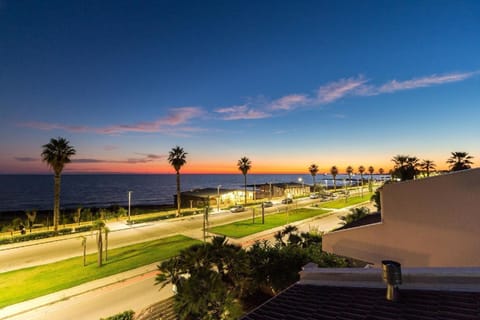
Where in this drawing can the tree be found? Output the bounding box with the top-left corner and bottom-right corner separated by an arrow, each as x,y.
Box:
41,137 -> 76,234
346,166 -> 353,185
237,156 -> 252,205
391,155 -> 419,181
94,219 -> 106,267
25,210 -> 37,233
378,168 -> 385,175
339,207 -> 370,225
330,166 -> 338,191
73,207 -> 82,226
156,236 -> 247,319
80,236 -> 87,266
420,159 -> 436,177
168,146 -> 188,217
447,152 -> 474,172
308,164 -> 319,192
358,165 -> 365,197
368,166 -> 374,181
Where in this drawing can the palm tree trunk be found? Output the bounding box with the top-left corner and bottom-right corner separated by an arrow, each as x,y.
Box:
176,171 -> 181,217
244,174 -> 247,205
53,173 -> 61,234
97,229 -> 103,267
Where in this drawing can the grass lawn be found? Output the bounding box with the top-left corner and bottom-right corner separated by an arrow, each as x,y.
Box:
209,208 -> 330,238
0,235 -> 201,308
321,192 -> 373,209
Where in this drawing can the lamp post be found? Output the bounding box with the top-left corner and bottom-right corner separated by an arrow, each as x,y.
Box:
217,185 -> 222,212
298,177 -> 304,195
127,191 -> 132,224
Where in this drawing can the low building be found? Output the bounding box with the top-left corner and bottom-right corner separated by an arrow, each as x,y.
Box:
175,188 -> 254,209
255,182 -> 310,199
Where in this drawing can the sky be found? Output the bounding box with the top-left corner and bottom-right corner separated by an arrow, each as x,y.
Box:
1,0 -> 479,174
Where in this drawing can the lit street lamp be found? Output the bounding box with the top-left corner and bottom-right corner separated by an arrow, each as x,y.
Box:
298,177 -> 304,195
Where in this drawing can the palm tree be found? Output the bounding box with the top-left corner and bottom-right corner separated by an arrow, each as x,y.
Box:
378,168 -> 385,175
346,166 -> 353,184
168,146 -> 187,217
330,166 -> 338,190
93,219 -> 106,267
447,152 -> 474,172
308,164 -> 319,192
368,166 -> 374,181
391,154 -> 419,181
358,165 -> 365,197
237,157 -> 252,205
420,159 -> 436,177
41,137 -> 76,234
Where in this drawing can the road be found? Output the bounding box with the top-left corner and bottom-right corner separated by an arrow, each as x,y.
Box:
1,198 -> 374,319
0,197 -> 325,273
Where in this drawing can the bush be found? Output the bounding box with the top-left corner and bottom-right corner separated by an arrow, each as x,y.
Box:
100,310 -> 135,320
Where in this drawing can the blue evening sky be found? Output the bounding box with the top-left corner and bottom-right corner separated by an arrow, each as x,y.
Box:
1,0 -> 479,174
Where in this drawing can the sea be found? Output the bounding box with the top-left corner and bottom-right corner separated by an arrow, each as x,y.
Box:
0,174 -> 386,212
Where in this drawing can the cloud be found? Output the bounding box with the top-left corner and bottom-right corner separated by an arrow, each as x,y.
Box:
269,94 -> 310,111
317,76 -> 368,103
73,154 -> 163,164
99,107 -> 204,134
375,72 -> 476,94
19,106 -> 205,136
104,145 -> 118,151
214,104 -> 271,120
15,157 -> 37,162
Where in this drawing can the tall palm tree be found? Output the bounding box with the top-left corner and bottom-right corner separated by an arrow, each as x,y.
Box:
41,137 -> 76,233
308,164 -> 319,192
368,166 -> 374,181
346,166 -> 353,185
391,154 -> 419,181
358,165 -> 365,197
358,165 -> 365,183
330,166 -> 338,191
447,152 -> 474,172
237,156 -> 252,205
168,146 -> 187,216
420,159 -> 436,177
378,168 -> 385,175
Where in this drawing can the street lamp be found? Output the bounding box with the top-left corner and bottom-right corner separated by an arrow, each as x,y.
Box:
217,185 -> 222,212
298,177 -> 304,195
127,191 -> 132,224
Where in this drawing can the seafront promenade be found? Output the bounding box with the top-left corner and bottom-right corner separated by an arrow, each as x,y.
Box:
1,195 -> 374,320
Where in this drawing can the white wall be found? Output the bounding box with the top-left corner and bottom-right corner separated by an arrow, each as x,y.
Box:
323,168 -> 480,267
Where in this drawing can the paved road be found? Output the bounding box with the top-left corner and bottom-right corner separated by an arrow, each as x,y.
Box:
0,197 -> 326,273
1,198 -> 374,320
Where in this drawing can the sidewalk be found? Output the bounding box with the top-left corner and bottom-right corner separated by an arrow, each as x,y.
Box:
0,263 -> 159,320
1,201 -> 374,319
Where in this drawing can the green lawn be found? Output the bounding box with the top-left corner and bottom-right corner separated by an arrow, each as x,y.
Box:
209,208 -> 330,238
321,192 -> 373,209
0,235 -> 201,308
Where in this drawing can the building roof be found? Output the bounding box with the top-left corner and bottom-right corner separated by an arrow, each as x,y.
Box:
242,283 -> 480,320
243,266 -> 480,320
180,188 -> 239,198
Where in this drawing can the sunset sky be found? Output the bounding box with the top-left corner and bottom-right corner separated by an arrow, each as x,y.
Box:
1,1 -> 479,174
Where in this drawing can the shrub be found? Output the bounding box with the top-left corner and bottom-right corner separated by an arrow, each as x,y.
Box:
100,310 -> 135,320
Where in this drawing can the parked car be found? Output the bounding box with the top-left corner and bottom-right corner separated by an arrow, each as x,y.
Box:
281,198 -> 293,204
262,201 -> 273,207
309,193 -> 320,199
230,205 -> 245,213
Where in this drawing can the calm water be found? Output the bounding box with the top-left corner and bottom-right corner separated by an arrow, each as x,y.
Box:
0,174 -> 384,212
